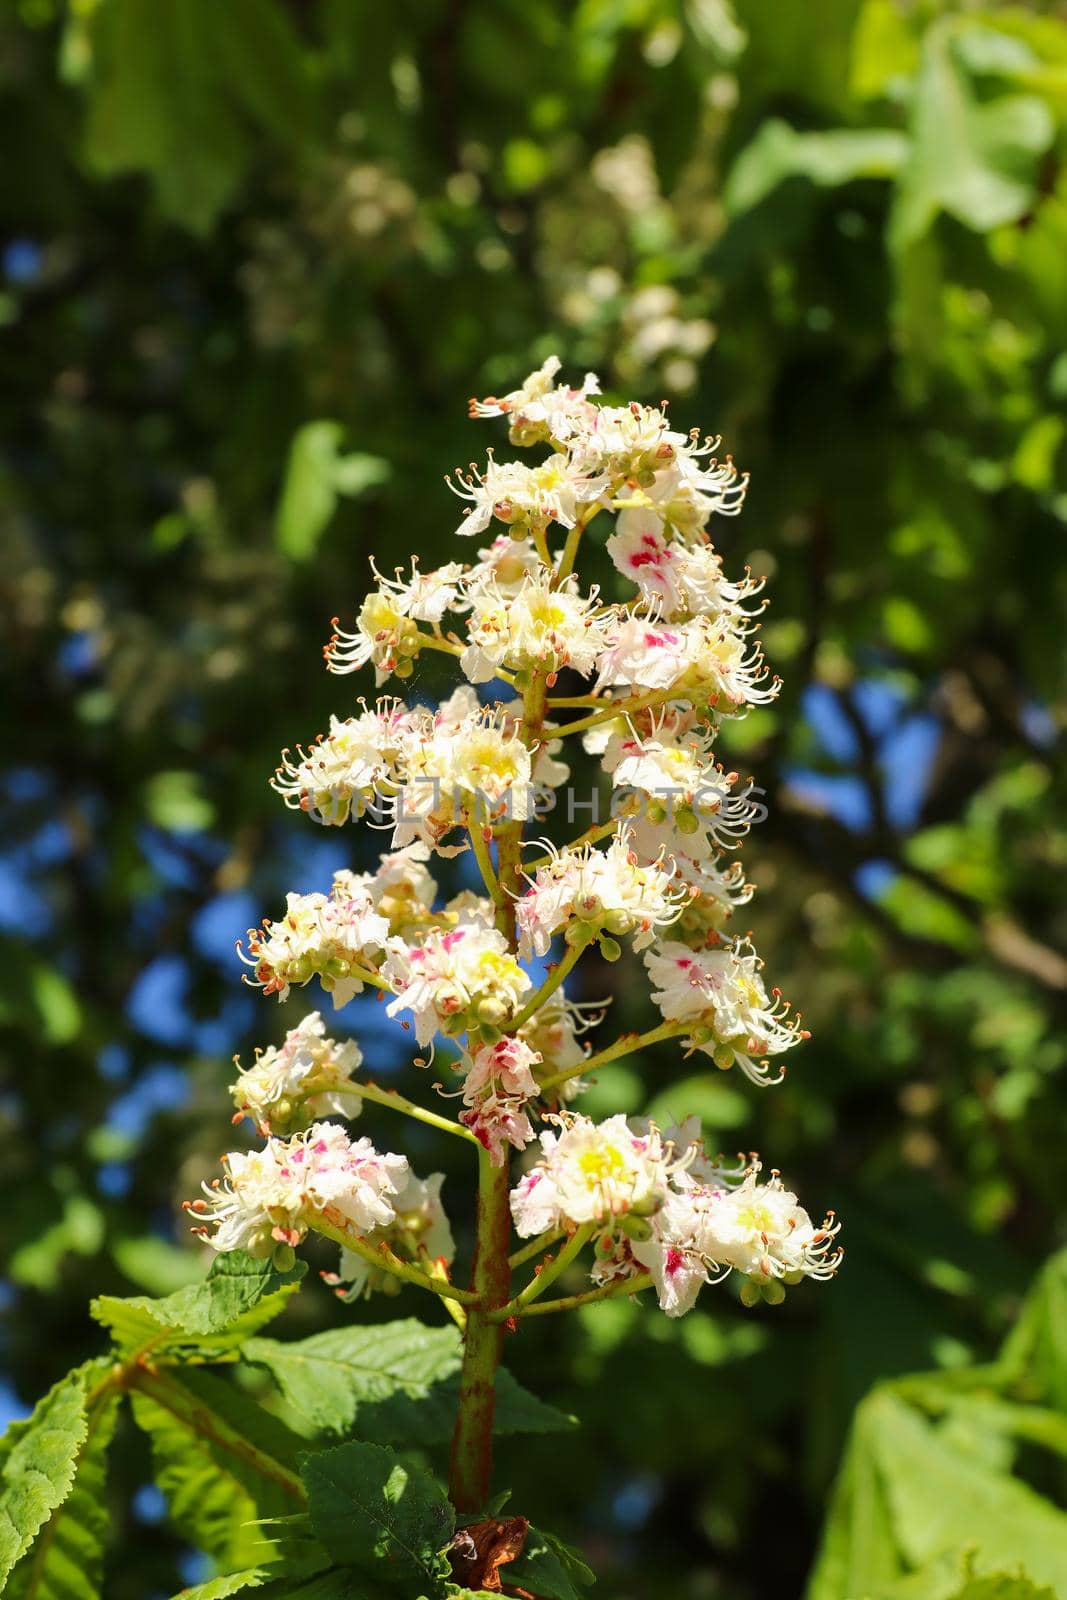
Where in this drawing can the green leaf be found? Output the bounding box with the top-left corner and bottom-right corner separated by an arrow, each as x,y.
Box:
494,1371 -> 578,1437
1000,1246 -> 1067,1407
245,1320 -> 574,1443
92,1249 -> 305,1358
6,1383 -> 121,1600
275,421 -> 390,561
724,119 -> 908,215
84,0 -> 251,231
171,1570 -> 362,1600
850,0 -> 920,100
167,1572 -> 278,1600
129,1368 -> 307,1569
864,1551 -> 1058,1598
889,21 -> 1054,251
112,1235 -> 203,1296
9,1194 -> 103,1291
872,1392 -> 1067,1592
246,1321 -> 459,1437
301,1440 -> 454,1593
506,1526 -> 595,1600
0,1363 -> 107,1588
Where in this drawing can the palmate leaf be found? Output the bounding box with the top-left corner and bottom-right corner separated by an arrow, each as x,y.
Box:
5,1382 -> 121,1600
0,1361 -> 109,1589
807,1387 -> 1067,1599
871,1394 -> 1067,1593
92,1249 -> 305,1358
245,1319 -> 574,1444
129,1368 -> 308,1570
301,1439 -> 455,1594
889,18 -> 1055,251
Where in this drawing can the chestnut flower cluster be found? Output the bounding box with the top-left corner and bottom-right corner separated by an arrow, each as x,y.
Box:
191,354 -> 840,1445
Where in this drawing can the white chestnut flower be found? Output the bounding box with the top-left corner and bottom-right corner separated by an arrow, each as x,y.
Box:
509,1113 -> 675,1235
348,841 -> 440,937
324,558 -> 463,683
643,938 -> 807,1084
669,853 -> 756,941
230,1012 -> 362,1135
390,706 -> 533,851
271,699 -> 417,826
237,872 -> 391,1008
187,1123 -> 408,1261
632,1167 -> 842,1315
468,355 -> 601,448
382,915 -> 532,1048
518,987 -> 605,1103
607,514 -> 765,619
608,721 -> 764,862
595,611 -> 780,712
448,453 -> 607,540
458,1036 -> 542,1165
516,826 -> 688,960
459,570 -> 610,686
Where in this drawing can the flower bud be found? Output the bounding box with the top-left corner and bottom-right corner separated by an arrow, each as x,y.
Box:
621,1213 -> 654,1242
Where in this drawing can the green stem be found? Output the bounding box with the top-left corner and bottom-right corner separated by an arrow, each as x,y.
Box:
537,1021 -> 688,1096
507,939 -> 585,1033
489,1223 -> 596,1322
344,966 -> 394,993
416,1245 -> 468,1332
555,504 -> 602,584
467,822 -> 506,911
555,687 -> 680,739
531,522 -> 553,568
311,1208 -> 479,1305
509,1227 -> 563,1268
515,1272 -> 654,1318
331,1080 -> 479,1143
448,1148 -> 513,1511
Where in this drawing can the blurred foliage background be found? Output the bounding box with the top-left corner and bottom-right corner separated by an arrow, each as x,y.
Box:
1,1 -> 1066,1596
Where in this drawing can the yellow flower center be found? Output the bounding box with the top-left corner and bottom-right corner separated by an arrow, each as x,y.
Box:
577,1144 -> 628,1184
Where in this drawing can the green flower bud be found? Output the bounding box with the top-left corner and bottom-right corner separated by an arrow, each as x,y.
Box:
271,1242 -> 297,1273
739,1278 -> 762,1308
598,935 -> 622,963
620,1213 -> 654,1242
